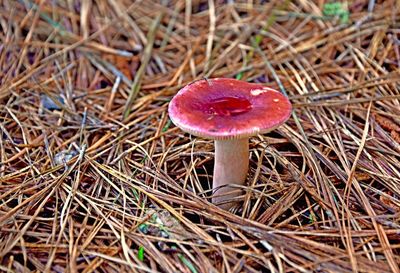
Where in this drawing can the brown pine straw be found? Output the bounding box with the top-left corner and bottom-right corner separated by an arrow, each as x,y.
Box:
0,0 -> 399,272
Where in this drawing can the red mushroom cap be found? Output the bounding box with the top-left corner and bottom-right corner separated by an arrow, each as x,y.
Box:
168,78 -> 292,140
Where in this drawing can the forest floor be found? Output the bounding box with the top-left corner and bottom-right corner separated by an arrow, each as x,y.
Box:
0,1 -> 399,272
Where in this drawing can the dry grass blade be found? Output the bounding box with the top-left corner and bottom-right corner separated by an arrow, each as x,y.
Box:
123,12 -> 164,120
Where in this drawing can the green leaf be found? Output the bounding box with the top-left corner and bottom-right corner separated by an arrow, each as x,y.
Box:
235,72 -> 244,80
308,213 -> 314,224
323,2 -> 349,24
178,254 -> 198,273
138,246 -> 145,261
323,2 -> 343,16
340,11 -> 349,24
162,119 -> 172,132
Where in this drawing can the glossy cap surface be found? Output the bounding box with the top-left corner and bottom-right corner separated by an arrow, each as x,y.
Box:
168,78 -> 292,140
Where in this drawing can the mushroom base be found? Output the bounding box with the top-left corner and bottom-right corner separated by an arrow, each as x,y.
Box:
212,138 -> 249,209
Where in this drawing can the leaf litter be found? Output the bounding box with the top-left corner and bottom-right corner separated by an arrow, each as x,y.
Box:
0,0 -> 399,272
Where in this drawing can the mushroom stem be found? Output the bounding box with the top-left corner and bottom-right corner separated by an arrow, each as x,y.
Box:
212,138 -> 249,209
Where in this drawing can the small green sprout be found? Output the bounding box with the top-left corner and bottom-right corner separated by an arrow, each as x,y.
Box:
138,246 -> 145,261
323,2 -> 349,24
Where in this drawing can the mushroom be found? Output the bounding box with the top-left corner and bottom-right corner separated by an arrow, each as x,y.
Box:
168,78 -> 292,209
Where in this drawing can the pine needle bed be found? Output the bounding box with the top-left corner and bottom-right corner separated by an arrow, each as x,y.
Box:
0,1 -> 399,272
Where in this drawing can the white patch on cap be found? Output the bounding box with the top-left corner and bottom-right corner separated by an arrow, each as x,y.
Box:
251,89 -> 268,96
273,99 -> 280,102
